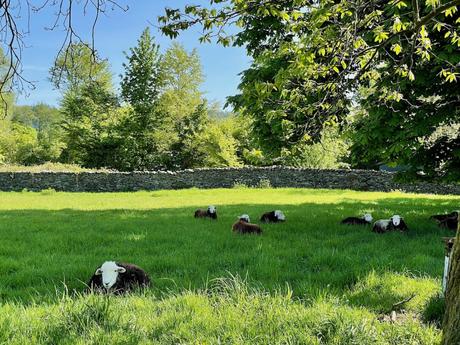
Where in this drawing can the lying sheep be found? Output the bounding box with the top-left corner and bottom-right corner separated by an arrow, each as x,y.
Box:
431,211 -> 458,231
194,205 -> 217,220
372,215 -> 408,233
232,215 -> 262,235
87,261 -> 150,294
430,210 -> 458,222
341,213 -> 373,225
260,210 -> 286,223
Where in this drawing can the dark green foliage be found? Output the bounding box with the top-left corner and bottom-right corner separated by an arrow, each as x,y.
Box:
121,27 -> 163,129
60,81 -> 122,168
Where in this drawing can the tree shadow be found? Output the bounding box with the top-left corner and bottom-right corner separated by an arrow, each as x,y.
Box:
0,195 -> 457,305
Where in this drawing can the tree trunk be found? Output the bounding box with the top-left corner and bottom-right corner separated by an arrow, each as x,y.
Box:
442,222 -> 460,345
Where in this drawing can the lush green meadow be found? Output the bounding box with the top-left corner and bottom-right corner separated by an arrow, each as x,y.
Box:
0,188 -> 458,344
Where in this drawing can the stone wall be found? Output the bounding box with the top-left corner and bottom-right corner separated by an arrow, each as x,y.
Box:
0,167 -> 459,194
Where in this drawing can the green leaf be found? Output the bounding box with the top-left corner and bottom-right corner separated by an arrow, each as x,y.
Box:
391,43 -> 402,55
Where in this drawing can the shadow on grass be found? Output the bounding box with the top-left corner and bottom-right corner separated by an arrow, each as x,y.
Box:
0,196 -> 456,306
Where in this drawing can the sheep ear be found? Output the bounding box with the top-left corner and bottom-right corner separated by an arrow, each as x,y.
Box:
116,267 -> 126,273
95,268 -> 102,275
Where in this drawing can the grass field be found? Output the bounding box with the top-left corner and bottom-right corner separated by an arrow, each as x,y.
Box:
0,187 -> 458,344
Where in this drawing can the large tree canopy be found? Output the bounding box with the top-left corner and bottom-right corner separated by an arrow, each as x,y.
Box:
159,0 -> 460,179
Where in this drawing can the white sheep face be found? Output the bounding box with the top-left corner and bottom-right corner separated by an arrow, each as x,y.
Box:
95,261 -> 126,289
363,214 -> 373,222
391,215 -> 401,226
274,210 -> 285,220
208,205 -> 216,214
239,214 -> 250,223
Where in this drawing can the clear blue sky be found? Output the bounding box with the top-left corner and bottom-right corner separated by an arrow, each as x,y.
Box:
16,1 -> 250,108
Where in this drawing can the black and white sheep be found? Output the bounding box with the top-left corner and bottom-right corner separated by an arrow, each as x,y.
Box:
194,205 -> 217,220
87,261 -> 150,294
340,213 -> 373,225
260,210 -> 286,223
372,215 -> 408,233
431,211 -> 458,231
232,215 -> 262,235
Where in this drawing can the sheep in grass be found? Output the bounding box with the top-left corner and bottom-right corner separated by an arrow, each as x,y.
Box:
194,205 -> 217,220
260,210 -> 286,223
340,213 -> 373,225
430,210 -> 458,222
87,261 -> 150,294
232,215 -> 262,235
431,211 -> 458,231
372,215 -> 408,233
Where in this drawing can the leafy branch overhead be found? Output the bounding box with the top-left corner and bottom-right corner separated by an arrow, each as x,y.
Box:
159,0 -> 460,180
159,0 -> 460,119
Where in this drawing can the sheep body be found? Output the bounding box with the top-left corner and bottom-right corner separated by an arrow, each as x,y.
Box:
87,261 -> 150,294
194,205 -> 217,220
232,219 -> 262,235
430,211 -> 458,222
341,213 -> 373,225
260,210 -> 285,223
431,211 -> 458,231
372,215 -> 408,233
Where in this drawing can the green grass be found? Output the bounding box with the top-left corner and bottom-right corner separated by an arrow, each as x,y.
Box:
0,188 -> 458,344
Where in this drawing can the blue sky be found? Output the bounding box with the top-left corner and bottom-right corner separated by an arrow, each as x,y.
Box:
16,1 -> 250,108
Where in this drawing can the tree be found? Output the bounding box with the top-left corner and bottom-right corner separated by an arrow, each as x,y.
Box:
442,224 -> 460,345
159,42 -> 204,121
0,119 -> 38,164
157,43 -> 208,169
50,43 -> 113,93
11,104 -> 65,163
195,116 -> 242,167
121,27 -> 163,129
160,0 -> 460,179
60,81 -> 121,168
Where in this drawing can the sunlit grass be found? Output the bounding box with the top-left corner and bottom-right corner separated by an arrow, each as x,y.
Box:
0,188 -> 457,343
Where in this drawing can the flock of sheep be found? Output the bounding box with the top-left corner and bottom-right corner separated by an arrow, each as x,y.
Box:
86,207 -> 458,295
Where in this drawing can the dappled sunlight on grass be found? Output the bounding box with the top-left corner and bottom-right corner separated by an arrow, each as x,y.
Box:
0,188 -> 457,342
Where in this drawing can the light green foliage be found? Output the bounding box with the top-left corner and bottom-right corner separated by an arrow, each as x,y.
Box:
50,43 -> 112,93
0,188 -> 457,342
196,116 -> 242,167
281,126 -> 350,169
11,104 -> 65,163
159,42 -> 204,122
0,119 -> 38,164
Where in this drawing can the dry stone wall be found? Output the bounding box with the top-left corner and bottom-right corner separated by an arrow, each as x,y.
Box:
0,167 -> 459,194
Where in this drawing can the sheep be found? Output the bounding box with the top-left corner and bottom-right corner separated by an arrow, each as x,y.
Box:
431,211 -> 458,231
430,210 -> 458,222
260,210 -> 286,223
238,214 -> 251,223
372,215 -> 408,233
232,215 -> 262,235
87,261 -> 150,294
340,213 -> 373,225
194,205 -> 217,220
